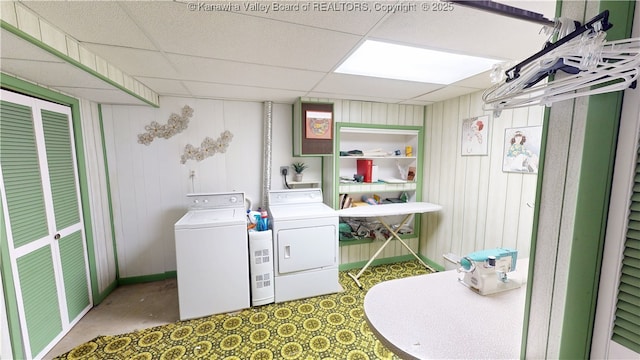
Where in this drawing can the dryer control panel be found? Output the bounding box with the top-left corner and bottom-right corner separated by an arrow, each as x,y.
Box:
269,188 -> 323,205
186,192 -> 245,210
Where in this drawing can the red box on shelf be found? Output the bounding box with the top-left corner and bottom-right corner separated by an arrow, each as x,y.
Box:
357,159 -> 373,183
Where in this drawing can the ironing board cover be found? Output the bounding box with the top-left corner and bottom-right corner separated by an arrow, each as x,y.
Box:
337,202 -> 442,217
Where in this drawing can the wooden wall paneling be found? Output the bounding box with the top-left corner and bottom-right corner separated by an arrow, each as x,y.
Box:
387,103 -> 399,126
471,92 -> 492,256
78,99 -> 116,292
424,102 -> 444,261
373,101 -> 383,124
502,107 -> 531,252
431,103 -> 451,257
483,106 -> 513,251
459,95 -> 483,258
452,95 -> 469,257
102,107 -> 131,277
132,106 -> 160,276
346,243 -> 357,264
336,99 -> 347,123
412,105 -> 423,127
140,113 -> 165,276
362,100 -> 371,124
349,101 -> 362,124
341,244 -> 350,263
421,89 -> 540,267
517,105 -> 544,258
438,99 -> 459,258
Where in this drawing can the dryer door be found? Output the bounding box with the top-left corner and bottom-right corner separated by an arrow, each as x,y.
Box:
277,225 -> 336,273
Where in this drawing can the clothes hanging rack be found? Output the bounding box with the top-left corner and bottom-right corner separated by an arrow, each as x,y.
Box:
482,10 -> 640,117
505,10 -> 613,83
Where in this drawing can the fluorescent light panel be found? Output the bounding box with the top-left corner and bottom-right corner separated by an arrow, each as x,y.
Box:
335,40 -> 502,84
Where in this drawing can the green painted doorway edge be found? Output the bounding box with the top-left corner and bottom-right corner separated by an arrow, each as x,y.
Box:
521,1 -> 636,358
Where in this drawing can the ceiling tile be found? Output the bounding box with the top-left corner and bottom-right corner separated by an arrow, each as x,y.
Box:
415,85 -> 481,103
165,53 -> 326,90
183,81 -> 303,103
121,2 -> 362,71
370,3 -> 553,61
2,1 -> 562,106
313,73 -> 444,100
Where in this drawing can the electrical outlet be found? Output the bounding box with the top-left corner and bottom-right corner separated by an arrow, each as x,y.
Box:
280,166 -> 289,176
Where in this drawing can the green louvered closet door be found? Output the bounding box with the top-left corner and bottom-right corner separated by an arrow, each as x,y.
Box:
0,89 -> 91,359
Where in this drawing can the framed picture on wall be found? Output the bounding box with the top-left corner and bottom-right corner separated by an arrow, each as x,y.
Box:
461,115 -> 489,156
305,110 -> 333,140
503,125 -> 542,174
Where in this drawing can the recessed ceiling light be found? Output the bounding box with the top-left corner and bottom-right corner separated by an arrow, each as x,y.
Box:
335,40 -> 503,84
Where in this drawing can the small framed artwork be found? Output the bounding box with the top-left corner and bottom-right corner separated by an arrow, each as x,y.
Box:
298,102 -> 333,155
461,115 -> 489,156
503,125 -> 542,174
305,110 -> 333,140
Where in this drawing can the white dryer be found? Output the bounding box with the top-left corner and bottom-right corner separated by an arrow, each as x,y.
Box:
268,188 -> 341,302
174,192 -> 250,320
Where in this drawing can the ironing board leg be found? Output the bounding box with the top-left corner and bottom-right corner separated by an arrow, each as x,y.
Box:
347,214 -> 414,288
379,219 -> 436,273
347,235 -> 395,288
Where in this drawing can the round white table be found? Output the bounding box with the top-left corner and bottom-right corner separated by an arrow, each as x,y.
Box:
364,267 -> 527,359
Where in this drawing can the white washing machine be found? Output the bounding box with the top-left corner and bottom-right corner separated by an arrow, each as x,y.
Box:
268,188 -> 341,303
174,192 -> 250,320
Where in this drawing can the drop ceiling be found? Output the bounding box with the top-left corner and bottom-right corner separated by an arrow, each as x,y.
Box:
0,1 -> 557,106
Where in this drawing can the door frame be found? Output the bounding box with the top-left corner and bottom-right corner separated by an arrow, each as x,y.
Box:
0,73 -> 98,359
590,63 -> 640,360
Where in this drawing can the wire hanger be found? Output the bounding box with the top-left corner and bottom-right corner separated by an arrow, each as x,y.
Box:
483,10 -> 640,117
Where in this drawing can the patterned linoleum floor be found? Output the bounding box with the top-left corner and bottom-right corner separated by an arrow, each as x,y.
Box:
54,261 -> 430,360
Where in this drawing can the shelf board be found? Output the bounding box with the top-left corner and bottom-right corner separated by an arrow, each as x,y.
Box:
340,127 -> 419,136
339,181 -> 417,193
289,180 -> 320,185
339,156 -> 416,160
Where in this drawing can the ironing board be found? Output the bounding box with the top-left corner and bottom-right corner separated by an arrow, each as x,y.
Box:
337,202 -> 442,288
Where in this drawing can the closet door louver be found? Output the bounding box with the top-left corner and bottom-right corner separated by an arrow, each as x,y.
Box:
0,101 -> 49,247
1,99 -> 63,357
42,109 -> 81,229
41,108 -> 89,322
613,146 -> 640,353
0,90 -> 91,359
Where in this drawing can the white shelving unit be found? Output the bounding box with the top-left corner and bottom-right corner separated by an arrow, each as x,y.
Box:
336,126 -> 421,206
332,124 -> 424,247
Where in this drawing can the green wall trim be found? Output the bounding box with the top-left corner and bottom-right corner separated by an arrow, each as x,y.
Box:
118,271 -> 177,286
1,72 -> 99,359
97,104 -> 120,283
558,1 -> 635,358
520,105 -> 551,359
91,279 -> 118,305
0,21 -> 159,108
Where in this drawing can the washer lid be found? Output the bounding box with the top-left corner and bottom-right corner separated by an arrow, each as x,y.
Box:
268,203 -> 337,221
175,208 -> 245,229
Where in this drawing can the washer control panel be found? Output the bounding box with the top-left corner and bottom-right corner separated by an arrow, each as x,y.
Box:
187,192 -> 245,210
